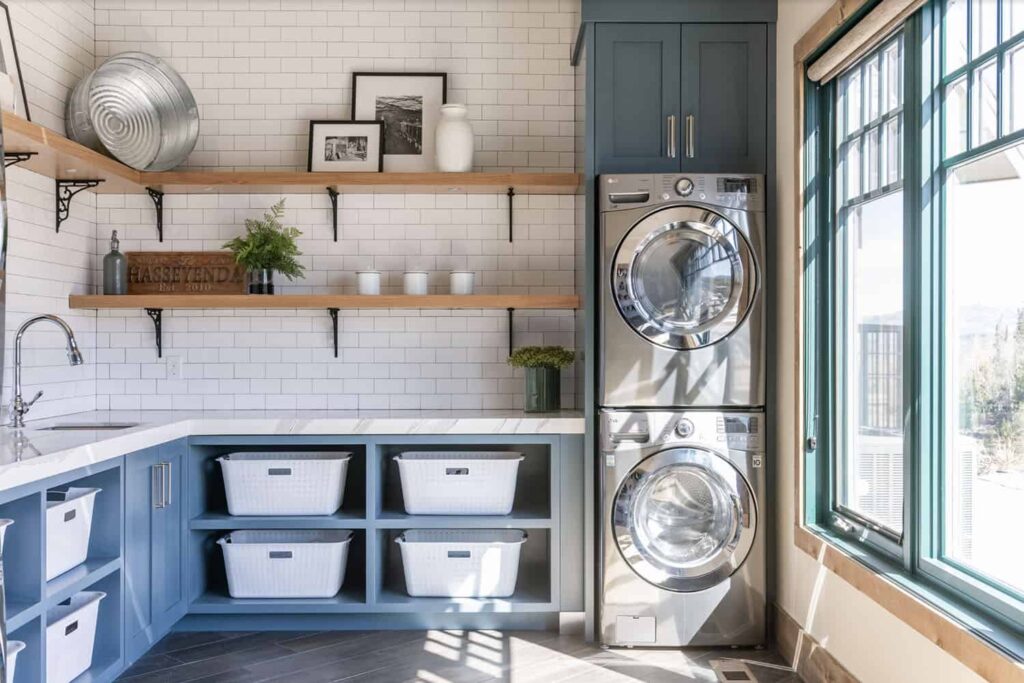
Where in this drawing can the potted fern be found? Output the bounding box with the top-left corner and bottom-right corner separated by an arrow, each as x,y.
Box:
223,199 -> 305,294
507,346 -> 575,412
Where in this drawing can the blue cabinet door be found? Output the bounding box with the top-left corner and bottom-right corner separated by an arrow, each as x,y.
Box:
594,23 -> 681,173
152,441 -> 187,633
123,442 -> 187,664
679,24 -> 768,173
124,447 -> 158,663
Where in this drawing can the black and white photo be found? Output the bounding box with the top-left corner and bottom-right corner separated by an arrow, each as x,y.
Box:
0,1 -> 28,119
307,120 -> 383,172
352,73 -> 446,172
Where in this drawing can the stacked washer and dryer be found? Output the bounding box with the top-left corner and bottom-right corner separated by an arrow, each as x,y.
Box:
598,173 -> 767,648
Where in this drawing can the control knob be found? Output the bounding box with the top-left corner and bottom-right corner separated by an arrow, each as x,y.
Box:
675,177 -> 694,197
675,418 -> 695,438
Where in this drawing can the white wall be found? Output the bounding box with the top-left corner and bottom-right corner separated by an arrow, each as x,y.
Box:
775,2 -> 987,681
93,0 -> 578,172
1,1 -> 97,419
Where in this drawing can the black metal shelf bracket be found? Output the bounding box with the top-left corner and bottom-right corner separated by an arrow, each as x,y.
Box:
507,307 -> 515,356
55,179 -> 102,232
328,308 -> 340,357
507,187 -> 515,242
327,187 -> 340,242
145,308 -> 164,358
4,151 -> 36,168
146,187 -> 165,242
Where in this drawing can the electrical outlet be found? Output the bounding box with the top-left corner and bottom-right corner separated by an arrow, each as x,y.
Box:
166,356 -> 182,379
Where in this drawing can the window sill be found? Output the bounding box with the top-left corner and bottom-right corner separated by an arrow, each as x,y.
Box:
794,524 -> 1024,681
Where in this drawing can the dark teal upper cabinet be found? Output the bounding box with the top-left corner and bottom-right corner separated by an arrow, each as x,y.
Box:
595,23 -> 681,173
594,22 -> 768,174
679,24 -> 767,173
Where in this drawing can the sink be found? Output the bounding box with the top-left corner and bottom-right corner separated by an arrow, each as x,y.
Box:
39,422 -> 139,431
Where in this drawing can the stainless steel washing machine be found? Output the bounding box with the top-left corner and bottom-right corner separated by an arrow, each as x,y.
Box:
599,409 -> 766,648
600,173 -> 765,408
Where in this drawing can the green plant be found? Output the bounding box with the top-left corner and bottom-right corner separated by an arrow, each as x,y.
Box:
223,199 -> 305,280
507,346 -> 575,369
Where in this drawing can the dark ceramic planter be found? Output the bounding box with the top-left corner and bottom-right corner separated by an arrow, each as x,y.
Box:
524,366 -> 560,413
248,268 -> 274,294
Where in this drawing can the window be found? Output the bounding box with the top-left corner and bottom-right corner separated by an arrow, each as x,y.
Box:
805,0 -> 1024,644
833,35 -> 906,544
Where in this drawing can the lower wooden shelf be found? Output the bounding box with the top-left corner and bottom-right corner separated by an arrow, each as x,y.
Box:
190,512 -> 367,530
190,589 -> 368,613
44,556 -> 121,603
69,293 -> 580,310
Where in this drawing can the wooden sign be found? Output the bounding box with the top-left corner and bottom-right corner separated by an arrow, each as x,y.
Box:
126,252 -> 246,295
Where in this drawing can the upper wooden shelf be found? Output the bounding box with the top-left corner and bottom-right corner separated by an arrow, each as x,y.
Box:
3,113 -> 581,195
68,294 -> 581,310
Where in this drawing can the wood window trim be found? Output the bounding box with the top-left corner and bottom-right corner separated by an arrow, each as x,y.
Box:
792,2 -> 1024,681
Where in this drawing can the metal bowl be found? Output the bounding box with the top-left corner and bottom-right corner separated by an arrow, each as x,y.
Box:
65,52 -> 199,171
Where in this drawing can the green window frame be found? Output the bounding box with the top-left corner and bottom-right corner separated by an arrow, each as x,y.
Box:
804,0 -> 1024,655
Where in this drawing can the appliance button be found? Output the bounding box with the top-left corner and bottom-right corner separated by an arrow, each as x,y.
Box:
675,177 -> 694,197
675,418 -> 695,438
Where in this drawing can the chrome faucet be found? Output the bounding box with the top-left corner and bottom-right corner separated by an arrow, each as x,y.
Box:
9,315 -> 84,428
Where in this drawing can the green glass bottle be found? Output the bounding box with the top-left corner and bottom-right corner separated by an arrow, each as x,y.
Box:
103,230 -> 127,294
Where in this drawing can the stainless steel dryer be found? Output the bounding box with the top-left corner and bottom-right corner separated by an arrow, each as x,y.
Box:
600,410 -> 766,648
600,173 -> 765,408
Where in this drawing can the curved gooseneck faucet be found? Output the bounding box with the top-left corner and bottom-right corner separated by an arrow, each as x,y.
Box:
9,314 -> 84,428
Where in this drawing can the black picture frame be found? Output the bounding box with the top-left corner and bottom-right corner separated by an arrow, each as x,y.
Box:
0,1 -> 29,121
307,120 -> 384,173
351,72 -> 448,172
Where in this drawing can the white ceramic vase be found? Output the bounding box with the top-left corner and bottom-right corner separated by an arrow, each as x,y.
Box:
435,104 -> 474,172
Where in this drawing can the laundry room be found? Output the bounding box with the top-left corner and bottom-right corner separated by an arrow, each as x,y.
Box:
0,0 -> 1018,682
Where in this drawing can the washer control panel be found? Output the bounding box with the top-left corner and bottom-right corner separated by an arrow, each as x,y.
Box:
600,173 -> 765,212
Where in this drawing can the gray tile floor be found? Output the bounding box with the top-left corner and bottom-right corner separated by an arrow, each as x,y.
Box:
115,630 -> 802,683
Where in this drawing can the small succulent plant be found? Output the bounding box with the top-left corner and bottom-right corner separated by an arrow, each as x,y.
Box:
507,346 -> 575,369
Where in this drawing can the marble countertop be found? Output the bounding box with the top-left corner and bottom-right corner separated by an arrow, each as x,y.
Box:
0,409 -> 585,493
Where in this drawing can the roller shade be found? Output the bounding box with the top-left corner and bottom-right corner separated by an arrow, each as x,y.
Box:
806,0 -> 926,83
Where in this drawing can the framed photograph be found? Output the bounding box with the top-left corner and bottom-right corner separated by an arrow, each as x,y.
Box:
0,2 -> 28,119
351,72 -> 447,172
307,120 -> 384,172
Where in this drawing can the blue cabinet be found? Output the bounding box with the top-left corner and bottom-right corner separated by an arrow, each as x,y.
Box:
124,441 -> 186,664
595,23 -> 681,173
679,23 -> 767,173
594,22 -> 768,174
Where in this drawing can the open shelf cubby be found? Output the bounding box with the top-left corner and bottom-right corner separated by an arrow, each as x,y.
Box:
43,464 -> 123,599
188,528 -> 368,612
8,616 -> 43,683
0,492 -> 43,628
187,443 -> 367,524
376,442 -> 552,523
44,568 -> 125,683
375,528 -> 553,612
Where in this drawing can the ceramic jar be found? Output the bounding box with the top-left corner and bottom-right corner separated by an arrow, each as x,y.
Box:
449,271 -> 475,295
403,271 -> 429,295
356,271 -> 381,295
435,104 -> 474,172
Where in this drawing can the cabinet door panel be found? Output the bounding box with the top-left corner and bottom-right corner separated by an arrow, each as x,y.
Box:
124,448 -> 158,663
680,24 -> 767,173
152,442 -> 186,630
595,23 -> 680,173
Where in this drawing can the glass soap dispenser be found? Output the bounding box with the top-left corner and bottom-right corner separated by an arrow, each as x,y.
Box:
103,230 -> 127,294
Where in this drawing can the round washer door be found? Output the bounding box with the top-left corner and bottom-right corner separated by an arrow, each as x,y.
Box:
613,447 -> 756,593
612,206 -> 758,350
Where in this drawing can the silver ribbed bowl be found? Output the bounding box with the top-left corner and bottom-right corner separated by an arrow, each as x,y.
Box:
65,52 -> 199,171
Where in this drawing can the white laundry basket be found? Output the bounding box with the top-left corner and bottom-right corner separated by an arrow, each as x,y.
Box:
45,487 -> 101,581
5,640 -> 25,683
218,529 -> 353,598
396,529 -> 527,597
46,591 -> 105,683
395,452 -> 524,515
217,452 -> 351,516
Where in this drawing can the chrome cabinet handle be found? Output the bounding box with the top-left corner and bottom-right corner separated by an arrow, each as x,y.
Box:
152,464 -> 163,509
667,115 -> 678,158
685,114 -> 695,158
163,462 -> 172,507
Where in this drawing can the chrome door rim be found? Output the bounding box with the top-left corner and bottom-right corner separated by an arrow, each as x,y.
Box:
611,205 -> 758,350
613,447 -> 757,593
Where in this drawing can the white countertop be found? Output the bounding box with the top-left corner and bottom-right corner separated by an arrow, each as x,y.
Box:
0,409 -> 585,493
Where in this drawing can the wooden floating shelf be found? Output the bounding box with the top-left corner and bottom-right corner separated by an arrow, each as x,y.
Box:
69,294 -> 581,310
3,112 -> 581,195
